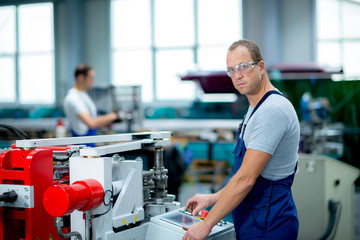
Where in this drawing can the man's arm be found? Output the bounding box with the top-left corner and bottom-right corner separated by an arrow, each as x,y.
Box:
183,149 -> 271,240
77,112 -> 118,129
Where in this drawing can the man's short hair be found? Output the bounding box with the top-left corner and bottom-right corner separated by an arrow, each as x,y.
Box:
74,64 -> 93,79
228,39 -> 263,62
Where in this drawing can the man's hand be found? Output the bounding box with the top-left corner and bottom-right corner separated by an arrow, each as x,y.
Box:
182,222 -> 212,240
185,194 -> 216,216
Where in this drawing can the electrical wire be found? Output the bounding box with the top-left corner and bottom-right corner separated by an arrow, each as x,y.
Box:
319,199 -> 342,240
329,201 -> 342,240
92,189 -> 113,219
0,124 -> 30,140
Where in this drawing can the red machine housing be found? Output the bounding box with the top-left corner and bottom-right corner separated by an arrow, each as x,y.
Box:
43,179 -> 104,217
0,148 -> 60,240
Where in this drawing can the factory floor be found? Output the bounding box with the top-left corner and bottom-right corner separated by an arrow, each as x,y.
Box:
178,183 -> 360,240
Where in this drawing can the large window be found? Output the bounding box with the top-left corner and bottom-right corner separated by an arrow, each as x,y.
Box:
0,3 -> 55,104
111,0 -> 242,102
316,0 -> 360,78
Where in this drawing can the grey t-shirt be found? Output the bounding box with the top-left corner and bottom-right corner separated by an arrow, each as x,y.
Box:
241,92 -> 300,180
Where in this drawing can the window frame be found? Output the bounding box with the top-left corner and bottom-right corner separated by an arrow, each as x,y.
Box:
0,1 -> 56,107
316,0 -> 360,78
111,0 -> 243,103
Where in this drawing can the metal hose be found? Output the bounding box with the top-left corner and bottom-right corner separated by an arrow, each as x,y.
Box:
55,217 -> 82,240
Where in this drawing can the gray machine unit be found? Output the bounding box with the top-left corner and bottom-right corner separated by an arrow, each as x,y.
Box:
146,207 -> 235,240
292,154 -> 359,240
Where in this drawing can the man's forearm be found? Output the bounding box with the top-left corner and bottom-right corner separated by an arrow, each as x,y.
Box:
92,113 -> 118,128
202,175 -> 254,228
212,188 -> 225,204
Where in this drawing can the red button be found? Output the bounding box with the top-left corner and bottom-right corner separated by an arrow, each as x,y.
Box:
201,210 -> 209,218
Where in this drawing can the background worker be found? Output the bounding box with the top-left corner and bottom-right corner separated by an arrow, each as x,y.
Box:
63,64 -> 123,145
183,39 -> 300,240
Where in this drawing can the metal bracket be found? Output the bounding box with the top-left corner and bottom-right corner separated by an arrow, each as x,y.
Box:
0,185 -> 34,208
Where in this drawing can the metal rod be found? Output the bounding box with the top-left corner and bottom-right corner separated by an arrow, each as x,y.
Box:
84,211 -> 91,240
154,147 -> 164,170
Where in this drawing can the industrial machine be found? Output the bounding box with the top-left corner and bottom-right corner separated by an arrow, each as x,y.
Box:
0,131 -> 234,240
292,154 -> 360,240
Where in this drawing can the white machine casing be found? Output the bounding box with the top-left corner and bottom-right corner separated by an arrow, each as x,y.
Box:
70,156 -> 147,239
292,154 -> 359,240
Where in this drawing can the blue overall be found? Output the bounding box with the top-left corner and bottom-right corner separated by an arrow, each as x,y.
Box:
232,90 -> 298,240
71,128 -> 97,147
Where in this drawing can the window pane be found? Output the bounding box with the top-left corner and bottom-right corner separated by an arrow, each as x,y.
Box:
343,41 -> 360,76
0,57 -> 15,102
19,54 -> 55,103
154,0 -> 194,47
18,3 -> 54,52
113,50 -> 153,102
317,41 -> 341,68
0,6 -> 16,54
198,0 -> 241,46
198,46 -> 228,70
112,0 -> 151,48
316,0 -> 340,39
342,1 -> 360,39
156,50 -> 195,100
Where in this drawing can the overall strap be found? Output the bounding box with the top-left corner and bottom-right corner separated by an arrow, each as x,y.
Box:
248,90 -> 283,121
238,90 -> 283,134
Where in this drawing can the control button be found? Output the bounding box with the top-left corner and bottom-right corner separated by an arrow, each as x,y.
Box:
182,210 -> 193,216
216,222 -> 222,226
201,210 -> 209,219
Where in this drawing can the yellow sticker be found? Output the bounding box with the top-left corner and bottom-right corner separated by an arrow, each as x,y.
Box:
49,234 -> 54,240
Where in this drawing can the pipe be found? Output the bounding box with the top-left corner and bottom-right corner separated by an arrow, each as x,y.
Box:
54,217 -> 82,240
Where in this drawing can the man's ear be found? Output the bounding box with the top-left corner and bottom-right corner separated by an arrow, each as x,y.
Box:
259,61 -> 266,75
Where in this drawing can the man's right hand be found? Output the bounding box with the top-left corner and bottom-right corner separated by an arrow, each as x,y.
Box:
185,194 -> 216,216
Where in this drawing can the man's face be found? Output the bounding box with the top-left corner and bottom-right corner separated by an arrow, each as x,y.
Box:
226,46 -> 263,96
83,69 -> 95,90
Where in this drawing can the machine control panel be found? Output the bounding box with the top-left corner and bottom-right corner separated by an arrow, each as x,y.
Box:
146,207 -> 235,240
172,209 -> 227,226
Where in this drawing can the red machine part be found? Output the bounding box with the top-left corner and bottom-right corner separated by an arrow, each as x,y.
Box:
43,179 -> 104,217
0,149 -> 61,240
201,210 -> 209,219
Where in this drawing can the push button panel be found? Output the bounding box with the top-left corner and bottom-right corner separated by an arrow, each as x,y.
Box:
178,209 -> 228,225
